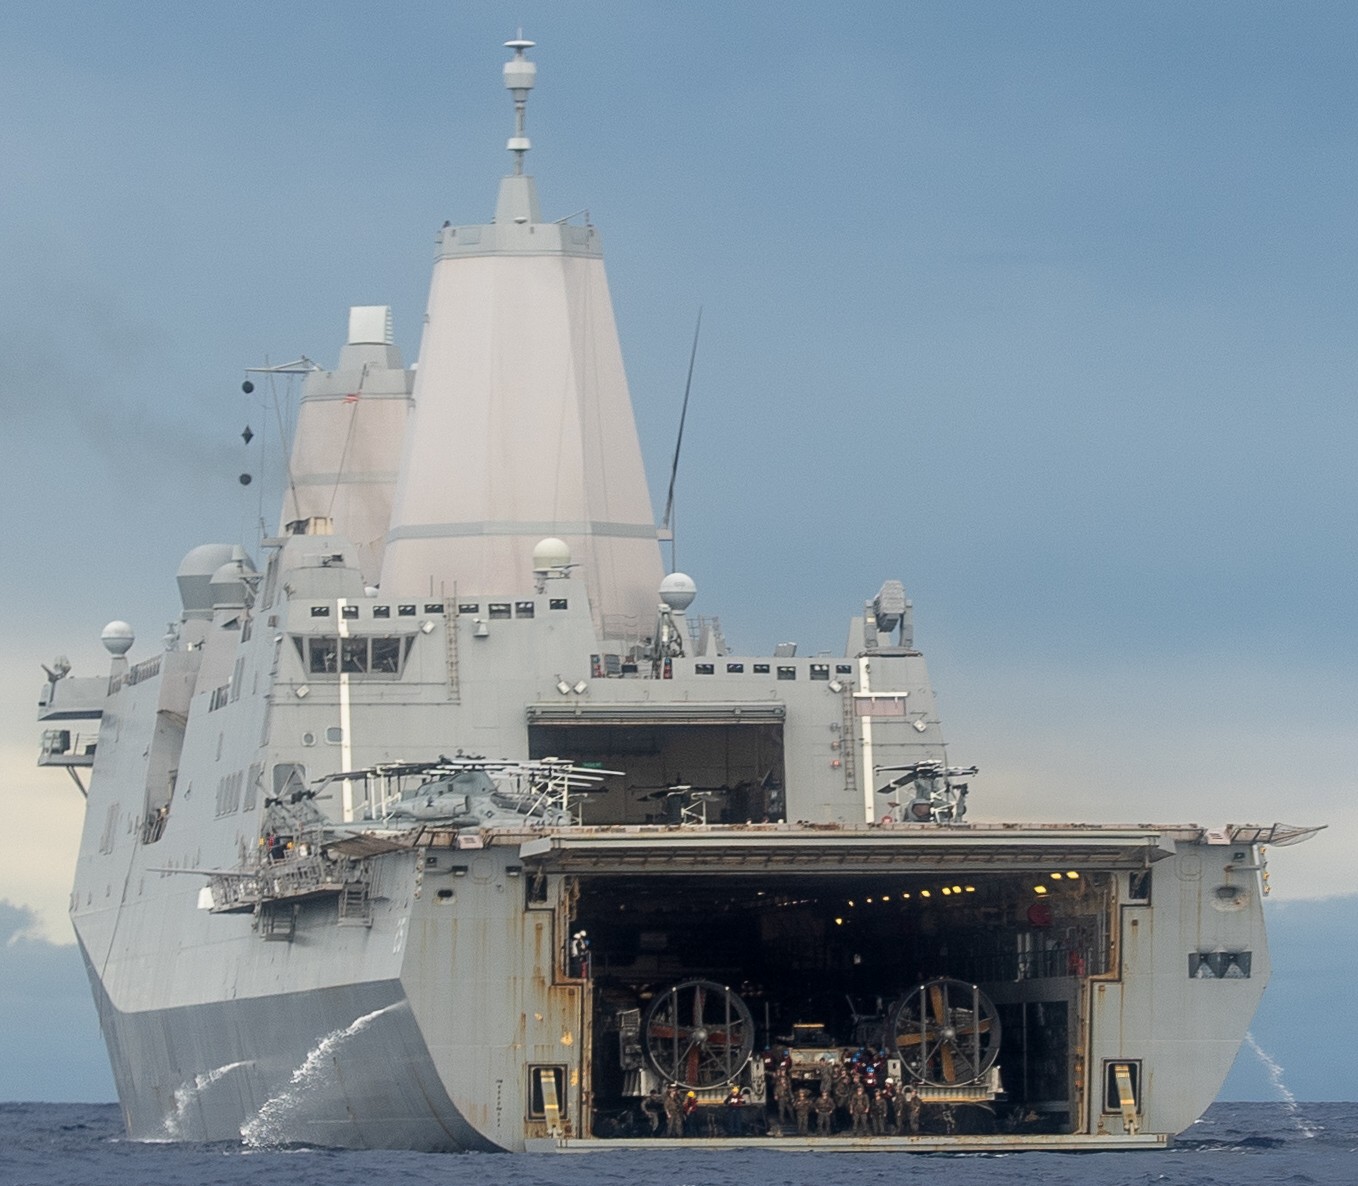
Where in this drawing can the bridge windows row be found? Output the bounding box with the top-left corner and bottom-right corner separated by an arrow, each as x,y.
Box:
291,635 -> 415,677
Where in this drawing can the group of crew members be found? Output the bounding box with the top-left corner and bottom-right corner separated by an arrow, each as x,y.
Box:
641,1048 -> 926,1138
772,1050 -> 925,1137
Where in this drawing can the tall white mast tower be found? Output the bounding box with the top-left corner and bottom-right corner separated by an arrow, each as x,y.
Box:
380,39 -> 664,635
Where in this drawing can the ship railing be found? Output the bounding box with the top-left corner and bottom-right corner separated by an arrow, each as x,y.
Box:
208,872 -> 265,912
125,655 -> 162,687
38,729 -> 97,767
208,850 -> 370,913
258,851 -> 347,897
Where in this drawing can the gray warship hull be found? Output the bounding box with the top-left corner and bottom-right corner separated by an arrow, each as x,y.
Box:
42,39 -> 1315,1154
66,754 -> 1285,1152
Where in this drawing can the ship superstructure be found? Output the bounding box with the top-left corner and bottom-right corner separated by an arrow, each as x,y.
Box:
39,40 -> 1318,1153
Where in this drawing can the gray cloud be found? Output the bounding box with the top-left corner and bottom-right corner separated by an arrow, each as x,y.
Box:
0,902 -> 115,1102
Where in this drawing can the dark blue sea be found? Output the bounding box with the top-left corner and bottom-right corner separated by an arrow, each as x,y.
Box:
2,1101 -> 1352,1186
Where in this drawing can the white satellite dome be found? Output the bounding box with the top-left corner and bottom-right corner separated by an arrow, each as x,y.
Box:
532,537 -> 572,571
101,621 -> 135,656
659,572 -> 697,612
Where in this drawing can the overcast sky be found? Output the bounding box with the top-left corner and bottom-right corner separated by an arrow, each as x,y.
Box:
1,1 -> 1353,1102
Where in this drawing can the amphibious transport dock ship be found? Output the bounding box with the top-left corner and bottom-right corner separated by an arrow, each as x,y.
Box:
40,41 -> 1317,1152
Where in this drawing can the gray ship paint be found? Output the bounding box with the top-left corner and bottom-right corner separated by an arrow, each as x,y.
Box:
38,39 -> 1318,1153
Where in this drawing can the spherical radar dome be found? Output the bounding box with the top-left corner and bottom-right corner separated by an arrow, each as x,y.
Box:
101,621 -> 135,656
532,537 -> 572,571
659,572 -> 697,612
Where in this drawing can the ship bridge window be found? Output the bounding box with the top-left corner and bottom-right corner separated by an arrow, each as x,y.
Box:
341,638 -> 367,672
373,605 -> 391,619
488,602 -> 512,620
515,601 -> 535,618
371,638 -> 403,672
310,605 -> 330,618
341,605 -> 359,620
836,664 -> 853,675
398,604 -> 416,616
776,666 -> 797,680
550,598 -> 568,611
306,637 -> 337,673
458,603 -> 480,615
753,663 -> 770,674
695,663 -> 714,675
810,663 -> 830,680
727,663 -> 744,673
294,635 -> 412,678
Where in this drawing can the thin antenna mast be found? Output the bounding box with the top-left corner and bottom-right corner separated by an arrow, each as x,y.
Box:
661,308 -> 702,572
245,358 -> 319,535
503,35 -> 536,176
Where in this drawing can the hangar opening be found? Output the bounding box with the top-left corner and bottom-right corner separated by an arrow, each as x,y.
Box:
527,704 -> 786,825
567,868 -> 1112,1139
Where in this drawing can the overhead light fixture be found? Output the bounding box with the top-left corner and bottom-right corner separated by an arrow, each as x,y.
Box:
919,889 -> 931,898
827,680 -> 843,693
573,680 -> 588,695
420,620 -> 436,634
912,718 -> 928,733
1066,871 -> 1080,879
472,619 -> 489,638
941,887 -> 952,896
294,685 -> 309,699
556,679 -> 571,695
1033,884 -> 1048,894
1050,872 -> 1063,880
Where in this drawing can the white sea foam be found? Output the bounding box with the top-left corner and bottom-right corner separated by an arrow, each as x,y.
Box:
1245,1032 -> 1321,1139
240,1002 -> 403,1147
163,1060 -> 251,1138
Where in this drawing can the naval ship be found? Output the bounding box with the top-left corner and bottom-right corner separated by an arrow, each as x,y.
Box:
39,40 -> 1318,1152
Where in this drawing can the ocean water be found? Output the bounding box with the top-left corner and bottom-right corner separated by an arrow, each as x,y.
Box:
1,1101 -> 1352,1186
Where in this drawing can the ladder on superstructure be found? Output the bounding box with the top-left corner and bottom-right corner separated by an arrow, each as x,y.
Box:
445,597 -> 461,703
840,684 -> 857,800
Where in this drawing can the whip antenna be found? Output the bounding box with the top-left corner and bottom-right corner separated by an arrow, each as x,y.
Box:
661,308 -> 702,568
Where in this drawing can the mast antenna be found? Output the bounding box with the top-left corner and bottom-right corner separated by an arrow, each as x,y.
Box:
661,308 -> 702,572
503,34 -> 536,176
